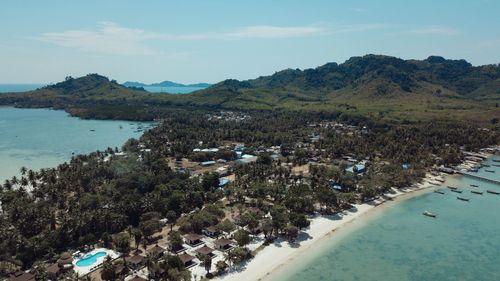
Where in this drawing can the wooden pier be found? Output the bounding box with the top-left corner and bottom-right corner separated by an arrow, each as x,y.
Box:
458,171 -> 500,185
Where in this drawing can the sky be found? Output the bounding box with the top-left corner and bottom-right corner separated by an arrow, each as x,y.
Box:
1,0 -> 499,84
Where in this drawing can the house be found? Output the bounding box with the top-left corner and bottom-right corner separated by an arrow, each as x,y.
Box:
236,155 -> 258,165
213,238 -> 234,251
178,253 -> 196,267
147,244 -> 166,256
195,245 -> 215,257
125,253 -> 144,269
345,164 -> 366,174
8,271 -> 35,281
201,161 -> 216,167
219,178 -> 230,187
202,226 -> 218,237
183,233 -> 204,246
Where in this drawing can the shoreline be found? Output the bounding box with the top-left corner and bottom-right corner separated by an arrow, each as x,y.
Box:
216,173 -> 447,281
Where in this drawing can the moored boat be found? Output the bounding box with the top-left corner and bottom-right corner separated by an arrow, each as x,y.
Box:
451,189 -> 463,193
485,170 -> 495,173
487,190 -> 500,195
457,197 -> 470,201
434,190 -> 445,194
471,190 -> 483,195
423,211 -> 436,218
447,186 -> 458,190
470,184 -> 479,187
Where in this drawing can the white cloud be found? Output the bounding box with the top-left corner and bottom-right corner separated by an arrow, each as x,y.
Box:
407,26 -> 460,36
179,25 -> 325,40
350,7 -> 367,13
34,22 -> 388,55
36,22 -> 162,55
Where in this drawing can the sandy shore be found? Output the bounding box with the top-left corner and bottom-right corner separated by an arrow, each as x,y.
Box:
216,173 -> 445,281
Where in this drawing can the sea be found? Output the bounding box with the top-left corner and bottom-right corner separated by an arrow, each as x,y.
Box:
142,86 -> 205,94
0,107 -> 148,181
277,157 -> 500,281
0,84 -> 205,94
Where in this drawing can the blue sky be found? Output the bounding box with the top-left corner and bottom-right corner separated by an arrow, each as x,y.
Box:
1,0 -> 499,84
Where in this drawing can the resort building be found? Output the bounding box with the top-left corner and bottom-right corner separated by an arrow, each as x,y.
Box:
146,244 -> 166,257
183,233 -> 204,246
195,245 -> 216,258
213,238 -> 234,251
202,226 -> 218,237
178,253 -> 196,268
125,253 -> 144,269
7,271 -> 34,281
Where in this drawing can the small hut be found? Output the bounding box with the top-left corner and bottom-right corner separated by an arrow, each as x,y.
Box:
195,245 -> 215,258
178,253 -> 196,267
183,233 -> 203,246
213,238 -> 234,251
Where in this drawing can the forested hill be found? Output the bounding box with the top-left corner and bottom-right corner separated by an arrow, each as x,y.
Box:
1,55 -> 499,123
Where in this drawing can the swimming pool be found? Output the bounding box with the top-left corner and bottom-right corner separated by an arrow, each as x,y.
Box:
75,251 -> 107,267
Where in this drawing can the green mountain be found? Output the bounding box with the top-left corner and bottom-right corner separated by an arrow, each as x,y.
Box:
1,55 -> 499,123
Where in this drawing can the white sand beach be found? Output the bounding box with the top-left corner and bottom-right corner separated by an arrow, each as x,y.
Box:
216,174 -> 444,281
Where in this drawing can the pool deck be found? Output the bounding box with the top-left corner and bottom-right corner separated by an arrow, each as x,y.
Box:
72,248 -> 120,276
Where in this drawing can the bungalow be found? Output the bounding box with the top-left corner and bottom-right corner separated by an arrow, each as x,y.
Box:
195,245 -> 215,257
125,253 -> 144,269
178,253 -> 196,268
345,164 -> 366,174
147,244 -> 166,256
7,271 -> 35,281
236,155 -> 258,165
201,161 -> 216,167
219,178 -> 230,188
202,226 -> 218,237
183,233 -> 204,246
46,252 -> 74,280
213,238 -> 234,251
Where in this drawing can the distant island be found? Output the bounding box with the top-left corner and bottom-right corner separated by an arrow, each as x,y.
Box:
123,80 -> 212,88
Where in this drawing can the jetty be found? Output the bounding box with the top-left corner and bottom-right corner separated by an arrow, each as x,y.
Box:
457,171 -> 500,185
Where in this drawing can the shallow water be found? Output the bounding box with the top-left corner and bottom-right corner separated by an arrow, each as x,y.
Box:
0,107 -> 148,181
278,157 -> 500,281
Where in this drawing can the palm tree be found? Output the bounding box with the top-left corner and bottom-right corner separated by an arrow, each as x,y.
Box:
19,166 -> 27,176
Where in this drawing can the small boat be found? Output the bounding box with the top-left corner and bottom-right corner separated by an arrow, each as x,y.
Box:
423,211 -> 436,218
487,190 -> 500,195
447,186 -> 458,190
485,170 -> 495,173
90,129 -> 95,132
436,178 -> 445,183
434,190 -> 445,194
470,184 -> 479,187
482,164 -> 491,167
471,190 -> 483,195
493,164 -> 500,167
429,181 -> 441,186
451,189 -> 463,193
457,197 -> 470,201
493,159 -> 500,163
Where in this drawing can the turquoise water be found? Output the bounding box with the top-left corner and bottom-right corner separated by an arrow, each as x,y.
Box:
143,86 -> 205,94
279,157 -> 500,281
0,84 -> 45,92
0,107 -> 148,181
75,251 -> 107,267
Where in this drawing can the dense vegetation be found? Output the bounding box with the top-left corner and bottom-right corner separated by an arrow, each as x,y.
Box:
1,108 -> 497,279
0,54 -> 498,280
0,55 -> 498,123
